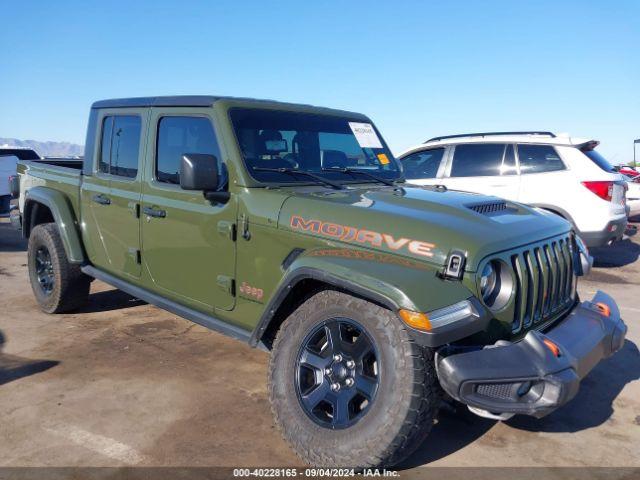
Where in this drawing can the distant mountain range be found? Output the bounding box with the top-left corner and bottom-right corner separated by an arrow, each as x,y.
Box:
0,138 -> 84,157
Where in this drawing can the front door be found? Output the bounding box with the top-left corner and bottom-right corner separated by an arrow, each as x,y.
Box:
82,109 -> 146,279
140,108 -> 237,312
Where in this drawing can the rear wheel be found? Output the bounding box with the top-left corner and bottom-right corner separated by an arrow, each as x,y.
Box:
28,223 -> 90,313
269,290 -> 441,468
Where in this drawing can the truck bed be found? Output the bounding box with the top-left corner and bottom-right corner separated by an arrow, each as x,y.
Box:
16,159 -> 83,219
29,157 -> 83,169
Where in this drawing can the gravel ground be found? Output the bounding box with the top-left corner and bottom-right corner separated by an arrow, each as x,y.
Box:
0,217 -> 638,476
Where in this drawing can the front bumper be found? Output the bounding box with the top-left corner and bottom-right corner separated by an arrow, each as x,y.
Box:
435,291 -> 627,418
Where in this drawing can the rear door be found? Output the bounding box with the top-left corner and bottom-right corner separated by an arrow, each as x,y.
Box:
81,109 -> 147,279
517,144 -> 573,207
443,143 -> 520,200
140,108 -> 237,312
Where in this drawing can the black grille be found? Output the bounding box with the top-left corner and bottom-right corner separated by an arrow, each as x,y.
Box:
510,235 -> 576,333
476,383 -> 514,400
467,201 -> 508,215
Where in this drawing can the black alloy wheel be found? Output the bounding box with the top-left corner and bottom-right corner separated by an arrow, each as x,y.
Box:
294,317 -> 379,429
35,246 -> 55,295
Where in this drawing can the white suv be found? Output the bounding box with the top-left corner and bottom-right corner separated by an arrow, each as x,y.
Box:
398,132 -> 628,248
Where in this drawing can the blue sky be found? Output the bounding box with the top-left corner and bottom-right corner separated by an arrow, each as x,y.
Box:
1,0 -> 638,163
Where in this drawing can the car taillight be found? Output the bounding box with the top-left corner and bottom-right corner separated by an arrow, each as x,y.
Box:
581,181 -> 614,202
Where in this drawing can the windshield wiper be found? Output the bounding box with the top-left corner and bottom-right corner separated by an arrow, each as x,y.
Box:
253,167 -> 344,190
322,167 -> 397,186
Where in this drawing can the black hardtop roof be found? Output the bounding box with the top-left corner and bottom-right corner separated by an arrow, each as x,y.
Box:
90,96 -> 367,119
92,95 -> 224,108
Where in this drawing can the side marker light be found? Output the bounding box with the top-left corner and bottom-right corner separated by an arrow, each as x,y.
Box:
399,310 -> 432,331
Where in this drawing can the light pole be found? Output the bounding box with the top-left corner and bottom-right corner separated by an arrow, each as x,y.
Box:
635,139 -> 640,169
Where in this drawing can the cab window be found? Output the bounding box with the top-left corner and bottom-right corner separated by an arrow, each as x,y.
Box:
156,116 -> 223,185
401,148 -> 445,179
518,144 -> 565,174
98,115 -> 141,178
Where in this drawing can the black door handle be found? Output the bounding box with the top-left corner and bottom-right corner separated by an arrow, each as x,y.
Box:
92,194 -> 111,205
143,206 -> 166,218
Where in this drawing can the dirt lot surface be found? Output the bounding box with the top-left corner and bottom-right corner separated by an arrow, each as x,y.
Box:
1,218 -> 639,474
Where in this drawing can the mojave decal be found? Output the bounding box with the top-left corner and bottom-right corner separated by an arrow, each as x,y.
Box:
290,215 -> 435,258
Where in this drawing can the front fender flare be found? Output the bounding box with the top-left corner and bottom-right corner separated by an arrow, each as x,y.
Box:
24,187 -> 86,263
249,248 -> 474,347
248,266 -> 409,348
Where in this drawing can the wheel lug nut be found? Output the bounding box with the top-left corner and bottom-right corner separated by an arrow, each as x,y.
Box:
325,368 -> 332,375
346,360 -> 355,369
345,378 -> 354,387
331,383 -> 340,391
333,354 -> 342,362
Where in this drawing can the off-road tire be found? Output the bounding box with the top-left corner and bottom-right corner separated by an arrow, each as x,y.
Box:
269,290 -> 441,468
28,223 -> 90,313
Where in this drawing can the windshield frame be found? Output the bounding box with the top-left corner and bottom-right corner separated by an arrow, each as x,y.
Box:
228,107 -> 404,188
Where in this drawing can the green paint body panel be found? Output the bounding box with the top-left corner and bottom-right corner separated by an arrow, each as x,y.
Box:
16,97 -> 574,346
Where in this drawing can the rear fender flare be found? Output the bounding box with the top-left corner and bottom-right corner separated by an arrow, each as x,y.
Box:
24,187 -> 86,263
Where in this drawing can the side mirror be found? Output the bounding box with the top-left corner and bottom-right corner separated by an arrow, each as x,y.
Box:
180,154 -> 229,202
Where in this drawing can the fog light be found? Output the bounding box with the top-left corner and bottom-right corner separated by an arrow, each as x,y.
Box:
517,381 -> 532,397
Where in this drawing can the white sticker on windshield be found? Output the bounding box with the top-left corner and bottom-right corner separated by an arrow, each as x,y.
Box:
349,122 -> 383,149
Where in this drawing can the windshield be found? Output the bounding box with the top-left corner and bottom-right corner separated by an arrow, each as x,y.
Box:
230,108 -> 402,185
583,149 -> 615,173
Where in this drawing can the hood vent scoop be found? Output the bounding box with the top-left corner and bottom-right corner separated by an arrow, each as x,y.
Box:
467,201 -> 508,215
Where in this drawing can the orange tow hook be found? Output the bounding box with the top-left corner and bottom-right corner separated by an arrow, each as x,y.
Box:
543,338 -> 561,358
595,302 -> 611,318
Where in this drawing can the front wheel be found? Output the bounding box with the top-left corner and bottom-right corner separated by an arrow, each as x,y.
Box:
27,223 -> 90,313
268,290 -> 441,468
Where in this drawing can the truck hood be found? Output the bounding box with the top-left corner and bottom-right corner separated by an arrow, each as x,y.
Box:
278,185 -> 570,272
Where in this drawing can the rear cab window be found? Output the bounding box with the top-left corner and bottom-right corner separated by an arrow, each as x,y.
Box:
517,144 -> 565,174
401,148 -> 445,179
99,115 -> 142,178
449,143 -> 514,177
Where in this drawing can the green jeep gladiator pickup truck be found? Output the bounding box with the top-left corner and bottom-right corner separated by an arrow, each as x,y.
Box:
12,96 -> 627,468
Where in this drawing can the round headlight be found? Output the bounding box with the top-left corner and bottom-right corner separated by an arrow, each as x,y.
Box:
479,260 -> 513,311
480,262 -> 497,301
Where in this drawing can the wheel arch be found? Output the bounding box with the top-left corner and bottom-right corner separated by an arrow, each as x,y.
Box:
250,247 -> 478,350
23,187 -> 86,264
249,267 -> 406,350
530,203 -> 576,226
